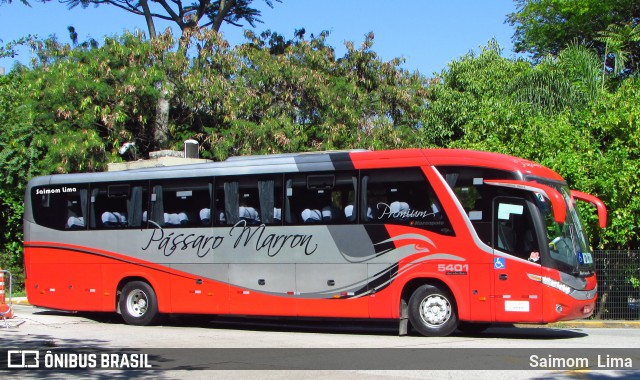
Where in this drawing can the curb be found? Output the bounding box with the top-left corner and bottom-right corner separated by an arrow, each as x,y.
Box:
545,320 -> 640,329
11,297 -> 30,306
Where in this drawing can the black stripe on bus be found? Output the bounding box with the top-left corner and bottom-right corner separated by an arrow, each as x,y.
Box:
328,152 -> 356,171
367,263 -> 399,294
364,225 -> 394,254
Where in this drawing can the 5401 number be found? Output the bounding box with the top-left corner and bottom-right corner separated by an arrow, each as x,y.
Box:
437,264 -> 469,274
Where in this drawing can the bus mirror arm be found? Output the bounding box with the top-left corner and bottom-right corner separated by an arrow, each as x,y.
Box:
570,190 -> 607,228
484,179 -> 566,224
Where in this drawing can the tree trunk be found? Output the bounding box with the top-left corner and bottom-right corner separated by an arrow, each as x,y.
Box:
153,84 -> 170,149
140,0 -> 157,38
148,0 -> 236,150
212,0 -> 236,32
140,0 -> 170,150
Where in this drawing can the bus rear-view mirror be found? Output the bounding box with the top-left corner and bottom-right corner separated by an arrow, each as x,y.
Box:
570,190 -> 607,228
483,179 -> 567,224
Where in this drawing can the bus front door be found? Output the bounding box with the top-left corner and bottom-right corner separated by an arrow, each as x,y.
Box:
492,197 -> 544,323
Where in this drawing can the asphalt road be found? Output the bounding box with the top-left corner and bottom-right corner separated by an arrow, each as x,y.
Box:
1,304 -> 640,379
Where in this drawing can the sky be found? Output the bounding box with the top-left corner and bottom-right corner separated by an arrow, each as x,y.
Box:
0,1 -> 519,75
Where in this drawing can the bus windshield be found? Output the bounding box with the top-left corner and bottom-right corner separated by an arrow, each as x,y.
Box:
532,180 -> 594,276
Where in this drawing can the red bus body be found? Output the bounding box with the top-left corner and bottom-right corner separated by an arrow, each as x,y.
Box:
23,149 -> 604,336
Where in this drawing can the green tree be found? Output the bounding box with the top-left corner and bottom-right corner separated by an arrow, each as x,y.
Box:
507,0 -> 640,72
177,29 -> 429,158
0,70 -> 33,289
423,40 -> 532,148
54,0 -> 281,150
8,29 -> 431,164
509,44 -> 602,113
585,78 -> 640,249
595,22 -> 640,84
423,39 -> 640,252
10,32 -> 174,172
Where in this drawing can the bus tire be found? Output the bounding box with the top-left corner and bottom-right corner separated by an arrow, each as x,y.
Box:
119,281 -> 159,326
408,284 -> 458,337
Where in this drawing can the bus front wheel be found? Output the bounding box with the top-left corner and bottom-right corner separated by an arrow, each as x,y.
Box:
408,284 -> 458,337
119,281 -> 159,326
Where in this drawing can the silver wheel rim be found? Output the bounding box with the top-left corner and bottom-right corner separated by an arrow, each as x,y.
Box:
419,294 -> 452,328
126,289 -> 149,318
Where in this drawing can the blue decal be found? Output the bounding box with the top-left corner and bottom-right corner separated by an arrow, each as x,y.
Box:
494,257 -> 506,270
577,252 -> 584,264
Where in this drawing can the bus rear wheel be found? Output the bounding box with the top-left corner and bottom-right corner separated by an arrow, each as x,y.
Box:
119,281 -> 159,326
408,284 -> 458,337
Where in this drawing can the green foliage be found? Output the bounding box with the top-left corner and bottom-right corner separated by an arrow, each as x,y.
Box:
0,70 -> 37,186
508,44 -> 602,113
169,29 -> 429,157
424,39 -> 640,249
19,32 -> 175,173
0,189 -> 24,291
424,41 -> 533,147
507,0 -> 640,74
0,72 -> 29,290
595,23 -> 640,78
584,78 -> 640,248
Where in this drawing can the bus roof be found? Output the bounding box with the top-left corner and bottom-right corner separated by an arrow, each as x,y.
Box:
422,149 -> 564,181
28,148 -> 565,186
346,149 -> 564,182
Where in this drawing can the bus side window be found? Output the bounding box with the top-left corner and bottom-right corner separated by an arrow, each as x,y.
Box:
31,185 -> 89,231
362,168 -> 454,236
90,183 -> 148,229
65,194 -> 87,230
436,166 -> 514,246
256,177 -> 283,225
216,176 -> 283,226
493,198 -> 539,261
149,179 -> 212,228
285,172 -> 356,225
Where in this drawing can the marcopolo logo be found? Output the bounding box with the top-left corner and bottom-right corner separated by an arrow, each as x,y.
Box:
6,350 -> 152,369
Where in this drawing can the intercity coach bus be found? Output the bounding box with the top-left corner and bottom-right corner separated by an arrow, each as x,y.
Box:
23,149 -> 607,336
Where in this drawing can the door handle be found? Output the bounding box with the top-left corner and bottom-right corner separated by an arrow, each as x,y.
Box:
499,274 -> 508,281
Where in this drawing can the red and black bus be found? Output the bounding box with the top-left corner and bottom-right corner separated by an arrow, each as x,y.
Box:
23,149 -> 606,336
